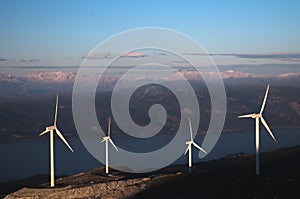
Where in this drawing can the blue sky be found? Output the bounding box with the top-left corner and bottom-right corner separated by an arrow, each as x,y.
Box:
0,0 -> 300,66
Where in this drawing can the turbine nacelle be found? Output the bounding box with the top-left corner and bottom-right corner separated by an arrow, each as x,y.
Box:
253,113 -> 261,118
185,141 -> 193,145
102,136 -> 110,142
184,141 -> 207,154
46,126 -> 56,131
102,135 -> 119,152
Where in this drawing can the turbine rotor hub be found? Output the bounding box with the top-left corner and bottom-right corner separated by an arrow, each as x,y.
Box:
46,126 -> 56,131
103,136 -> 109,141
253,114 -> 261,118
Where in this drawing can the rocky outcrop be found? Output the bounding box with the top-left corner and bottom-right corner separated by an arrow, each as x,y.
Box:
5,177 -> 151,199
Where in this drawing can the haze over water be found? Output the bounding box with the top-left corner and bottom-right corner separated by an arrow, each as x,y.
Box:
1,129 -> 300,182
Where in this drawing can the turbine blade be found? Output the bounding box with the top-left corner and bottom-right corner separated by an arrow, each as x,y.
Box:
238,114 -> 254,118
184,145 -> 191,155
192,142 -> 207,154
261,117 -> 277,143
108,117 -> 111,137
101,138 -> 106,143
188,117 -> 193,141
39,129 -> 49,136
54,95 -> 59,126
55,128 -> 74,152
260,84 -> 270,114
109,138 -> 119,152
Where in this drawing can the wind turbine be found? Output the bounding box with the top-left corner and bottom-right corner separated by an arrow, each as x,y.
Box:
238,84 -> 277,175
102,117 -> 119,174
184,117 -> 207,168
39,95 -> 74,187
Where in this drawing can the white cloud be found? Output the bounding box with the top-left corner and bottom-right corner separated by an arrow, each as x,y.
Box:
120,52 -> 147,58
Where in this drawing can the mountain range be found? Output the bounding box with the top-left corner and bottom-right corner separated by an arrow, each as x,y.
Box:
0,70 -> 299,141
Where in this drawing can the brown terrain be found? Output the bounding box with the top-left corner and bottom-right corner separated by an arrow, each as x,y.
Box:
3,145 -> 300,198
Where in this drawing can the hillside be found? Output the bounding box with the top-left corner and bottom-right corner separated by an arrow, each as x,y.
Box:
3,145 -> 300,198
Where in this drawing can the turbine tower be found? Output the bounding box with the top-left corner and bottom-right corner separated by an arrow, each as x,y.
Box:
184,117 -> 207,168
102,117 -> 119,174
238,84 -> 277,175
39,95 -> 74,187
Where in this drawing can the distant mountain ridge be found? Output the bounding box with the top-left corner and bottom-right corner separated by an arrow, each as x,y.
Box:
1,70 -> 300,85
0,70 -> 299,141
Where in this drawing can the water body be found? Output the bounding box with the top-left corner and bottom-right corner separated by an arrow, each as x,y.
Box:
1,128 -> 300,182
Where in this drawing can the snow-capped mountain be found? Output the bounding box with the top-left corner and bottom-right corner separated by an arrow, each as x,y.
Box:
26,71 -> 76,83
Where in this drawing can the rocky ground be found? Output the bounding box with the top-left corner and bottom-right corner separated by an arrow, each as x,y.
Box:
2,167 -> 187,199
3,145 -> 300,198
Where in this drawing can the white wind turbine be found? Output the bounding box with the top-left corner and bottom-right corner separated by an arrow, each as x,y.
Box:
39,95 -> 74,187
238,84 -> 277,175
102,117 -> 119,174
184,117 -> 207,168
